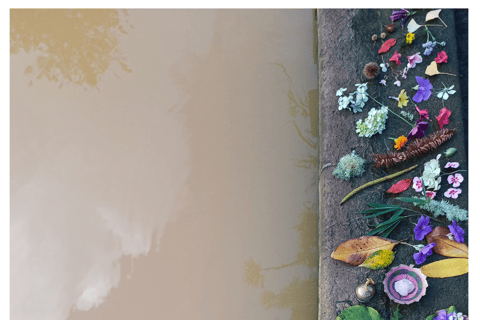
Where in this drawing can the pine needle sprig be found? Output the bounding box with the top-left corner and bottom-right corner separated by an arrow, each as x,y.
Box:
373,128 -> 455,168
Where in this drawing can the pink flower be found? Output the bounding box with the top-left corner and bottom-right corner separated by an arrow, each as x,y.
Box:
425,191 -> 436,199
447,173 -> 464,187
435,51 -> 448,64
389,51 -> 402,65
412,177 -> 423,192
444,188 -> 462,199
407,52 -> 423,69
436,107 -> 452,130
445,162 -> 460,168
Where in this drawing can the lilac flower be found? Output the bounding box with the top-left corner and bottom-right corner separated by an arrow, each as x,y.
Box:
413,77 -> 433,103
444,188 -> 462,199
445,162 -> 460,169
390,8 -> 411,26
447,173 -> 464,187
422,41 -> 437,56
448,220 -> 465,243
412,177 -> 423,192
434,310 -> 447,320
414,215 -> 432,241
413,243 -> 435,265
407,118 -> 429,140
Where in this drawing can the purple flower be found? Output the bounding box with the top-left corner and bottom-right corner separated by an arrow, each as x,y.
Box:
414,215 -> 432,241
390,9 -> 409,26
407,118 -> 429,140
434,310 -> 447,320
448,220 -> 465,243
413,243 -> 435,265
413,77 -> 433,103
447,173 -> 464,187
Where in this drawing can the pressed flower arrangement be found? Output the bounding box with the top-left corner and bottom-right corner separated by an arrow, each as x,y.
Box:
329,8 -> 467,319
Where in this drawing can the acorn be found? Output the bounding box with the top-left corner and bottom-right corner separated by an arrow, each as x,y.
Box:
380,32 -> 386,39
372,34 -> 378,41
356,278 -> 375,303
386,23 -> 396,33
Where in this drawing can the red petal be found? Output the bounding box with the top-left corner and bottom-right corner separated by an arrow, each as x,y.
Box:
436,107 -> 452,130
378,38 -> 397,54
435,51 -> 448,64
386,178 -> 412,193
415,105 -> 429,119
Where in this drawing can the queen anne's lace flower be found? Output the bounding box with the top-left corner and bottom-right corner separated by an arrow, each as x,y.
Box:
356,106 -> 389,138
422,155 -> 442,191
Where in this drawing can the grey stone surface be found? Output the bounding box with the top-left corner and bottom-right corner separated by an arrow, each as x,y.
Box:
317,9 -> 468,320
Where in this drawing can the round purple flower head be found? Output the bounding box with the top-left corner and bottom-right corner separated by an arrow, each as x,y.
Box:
414,215 -> 432,241
433,309 -> 447,320
413,77 -> 433,103
448,220 -> 465,243
413,243 -> 435,265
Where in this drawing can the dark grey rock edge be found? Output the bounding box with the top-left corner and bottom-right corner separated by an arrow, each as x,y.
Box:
317,9 -> 468,320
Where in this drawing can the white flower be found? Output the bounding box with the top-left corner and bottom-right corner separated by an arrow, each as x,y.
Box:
379,63 -> 389,72
380,79 -> 386,85
394,80 -> 401,86
437,85 -> 456,100
336,87 -> 347,96
422,156 -> 442,191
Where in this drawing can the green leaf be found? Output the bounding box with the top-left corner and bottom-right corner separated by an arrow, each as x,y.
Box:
367,221 -> 397,236
381,220 -> 402,238
391,305 -> 403,320
362,207 -> 400,218
425,306 -> 456,320
336,305 -> 385,320
359,250 -> 395,270
396,197 -> 427,205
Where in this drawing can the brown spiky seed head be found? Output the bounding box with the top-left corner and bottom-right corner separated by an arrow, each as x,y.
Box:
363,62 -> 380,79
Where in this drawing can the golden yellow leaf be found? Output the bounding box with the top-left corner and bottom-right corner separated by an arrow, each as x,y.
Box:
425,9 -> 447,27
426,226 -> 468,258
425,61 -> 456,77
331,236 -> 399,266
421,258 -> 468,278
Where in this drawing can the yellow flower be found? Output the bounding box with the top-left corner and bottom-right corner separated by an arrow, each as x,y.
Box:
397,89 -> 409,108
394,135 -> 408,150
406,33 -> 415,44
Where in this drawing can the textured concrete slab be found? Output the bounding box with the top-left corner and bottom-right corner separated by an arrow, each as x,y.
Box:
317,9 -> 468,320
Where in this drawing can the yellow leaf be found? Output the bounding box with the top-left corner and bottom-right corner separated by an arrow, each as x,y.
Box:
359,250 -> 395,270
421,258 -> 468,278
425,61 -> 456,77
425,9 -> 447,27
331,236 -> 399,266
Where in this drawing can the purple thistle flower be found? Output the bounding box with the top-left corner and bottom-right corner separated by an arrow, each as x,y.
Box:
448,220 -> 465,243
434,310 -> 447,320
414,215 -> 432,241
413,243 -> 435,265
390,9 -> 410,26
413,76 -> 433,103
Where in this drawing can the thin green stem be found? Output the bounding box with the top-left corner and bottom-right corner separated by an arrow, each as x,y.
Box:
340,164 -> 418,205
366,93 -> 414,127
440,170 -> 467,177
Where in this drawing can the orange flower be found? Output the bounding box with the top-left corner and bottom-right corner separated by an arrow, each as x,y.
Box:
394,135 -> 408,150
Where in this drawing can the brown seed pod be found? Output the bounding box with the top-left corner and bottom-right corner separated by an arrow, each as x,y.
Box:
386,23 -> 396,33
380,32 -> 386,39
363,62 -> 380,79
372,34 -> 378,41
373,129 -> 455,168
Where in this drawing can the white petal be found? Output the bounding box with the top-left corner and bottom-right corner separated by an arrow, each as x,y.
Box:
437,92 -> 444,98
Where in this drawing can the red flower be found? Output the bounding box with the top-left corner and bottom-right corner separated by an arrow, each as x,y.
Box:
436,107 -> 452,129
378,38 -> 397,54
415,105 -> 429,120
389,51 -> 402,65
435,51 -> 448,64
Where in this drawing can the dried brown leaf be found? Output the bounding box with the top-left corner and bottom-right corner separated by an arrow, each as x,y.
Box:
331,236 -> 399,266
426,226 -> 468,258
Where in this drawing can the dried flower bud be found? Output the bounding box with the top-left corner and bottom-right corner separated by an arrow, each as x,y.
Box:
380,32 -> 386,39
372,34 -> 378,41
386,23 -> 396,33
445,148 -> 457,158
363,62 -> 380,79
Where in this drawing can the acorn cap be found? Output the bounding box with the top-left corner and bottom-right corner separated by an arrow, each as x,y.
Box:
383,264 -> 428,304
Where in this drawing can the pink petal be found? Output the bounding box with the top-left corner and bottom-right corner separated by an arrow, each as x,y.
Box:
447,175 -> 454,184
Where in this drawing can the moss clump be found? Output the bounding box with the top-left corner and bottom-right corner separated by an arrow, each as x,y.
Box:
333,151 -> 366,181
